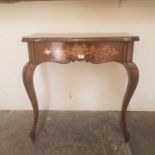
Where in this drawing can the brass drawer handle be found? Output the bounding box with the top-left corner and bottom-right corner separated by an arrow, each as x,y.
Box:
44,49 -> 52,55
78,54 -> 85,59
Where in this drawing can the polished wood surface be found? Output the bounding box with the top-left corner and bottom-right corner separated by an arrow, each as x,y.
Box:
22,33 -> 139,42
0,0 -> 56,2
0,0 -> 124,3
22,33 -> 139,143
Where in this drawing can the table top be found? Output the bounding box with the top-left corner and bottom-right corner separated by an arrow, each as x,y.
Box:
22,33 -> 139,42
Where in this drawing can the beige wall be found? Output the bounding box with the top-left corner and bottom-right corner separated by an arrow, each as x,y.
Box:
0,0 -> 155,110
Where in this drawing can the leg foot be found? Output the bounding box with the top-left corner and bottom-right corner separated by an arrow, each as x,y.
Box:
29,132 -> 36,143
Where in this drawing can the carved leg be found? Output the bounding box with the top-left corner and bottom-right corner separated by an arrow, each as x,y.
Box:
121,62 -> 139,143
22,62 -> 38,143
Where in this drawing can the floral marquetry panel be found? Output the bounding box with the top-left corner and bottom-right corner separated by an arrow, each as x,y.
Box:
34,42 -> 125,64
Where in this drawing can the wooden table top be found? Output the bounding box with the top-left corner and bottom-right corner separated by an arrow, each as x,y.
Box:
22,33 -> 139,42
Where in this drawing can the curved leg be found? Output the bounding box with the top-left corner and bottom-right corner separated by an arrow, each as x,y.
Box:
121,62 -> 139,143
22,62 -> 38,143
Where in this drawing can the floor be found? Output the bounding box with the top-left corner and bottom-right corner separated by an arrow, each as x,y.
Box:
0,111 -> 155,155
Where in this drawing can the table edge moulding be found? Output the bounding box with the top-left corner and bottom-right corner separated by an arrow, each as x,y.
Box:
22,33 -> 139,143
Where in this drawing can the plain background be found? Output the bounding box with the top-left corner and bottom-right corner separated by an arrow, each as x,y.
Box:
0,0 -> 155,111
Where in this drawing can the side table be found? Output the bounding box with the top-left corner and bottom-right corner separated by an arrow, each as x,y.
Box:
22,33 -> 139,143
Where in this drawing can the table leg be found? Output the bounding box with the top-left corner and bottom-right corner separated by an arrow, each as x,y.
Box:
22,62 -> 39,143
121,62 -> 139,142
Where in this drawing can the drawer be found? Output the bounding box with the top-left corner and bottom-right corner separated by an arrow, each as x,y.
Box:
34,42 -> 125,64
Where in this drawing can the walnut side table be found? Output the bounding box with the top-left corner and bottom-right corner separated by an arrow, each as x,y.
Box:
22,33 -> 139,143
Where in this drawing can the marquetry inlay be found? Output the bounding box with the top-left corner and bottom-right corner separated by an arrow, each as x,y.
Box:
43,43 -> 119,62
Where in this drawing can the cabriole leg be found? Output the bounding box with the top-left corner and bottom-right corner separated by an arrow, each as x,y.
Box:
22,62 -> 39,143
121,62 -> 139,142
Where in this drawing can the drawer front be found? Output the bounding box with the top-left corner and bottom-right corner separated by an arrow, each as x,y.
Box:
34,42 -> 125,64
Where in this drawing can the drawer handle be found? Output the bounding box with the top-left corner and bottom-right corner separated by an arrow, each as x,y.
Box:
45,49 -> 52,55
78,54 -> 85,59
